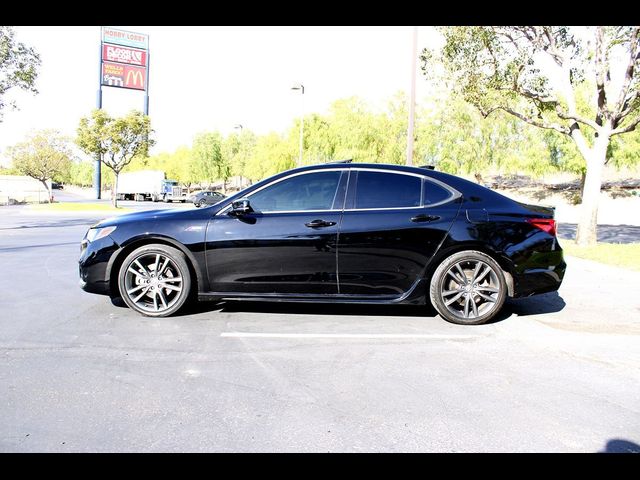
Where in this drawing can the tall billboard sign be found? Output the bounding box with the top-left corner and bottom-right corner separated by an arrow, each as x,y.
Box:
100,27 -> 149,97
95,27 -> 150,200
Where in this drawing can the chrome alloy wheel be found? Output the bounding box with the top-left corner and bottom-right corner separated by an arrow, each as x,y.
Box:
123,253 -> 184,313
440,259 -> 500,320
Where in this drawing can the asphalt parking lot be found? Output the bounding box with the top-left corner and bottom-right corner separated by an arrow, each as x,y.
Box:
1,203 -> 639,452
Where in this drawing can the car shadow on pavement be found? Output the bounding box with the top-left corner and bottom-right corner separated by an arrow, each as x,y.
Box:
181,299 -> 437,318
174,290 -> 566,324
502,291 -> 566,317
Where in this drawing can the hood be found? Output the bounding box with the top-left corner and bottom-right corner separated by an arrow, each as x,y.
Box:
93,208 -> 189,228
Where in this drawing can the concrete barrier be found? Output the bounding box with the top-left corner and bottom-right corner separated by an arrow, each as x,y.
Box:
0,175 -> 51,205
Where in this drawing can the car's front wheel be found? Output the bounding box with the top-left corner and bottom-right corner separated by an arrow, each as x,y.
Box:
118,244 -> 192,317
429,250 -> 507,325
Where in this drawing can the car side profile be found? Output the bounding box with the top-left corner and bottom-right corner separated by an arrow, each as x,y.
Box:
79,162 -> 566,325
188,190 -> 226,207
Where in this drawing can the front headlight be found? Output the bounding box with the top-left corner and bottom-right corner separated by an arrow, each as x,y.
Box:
86,226 -> 117,242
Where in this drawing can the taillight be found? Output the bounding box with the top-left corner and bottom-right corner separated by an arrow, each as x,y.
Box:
526,218 -> 556,236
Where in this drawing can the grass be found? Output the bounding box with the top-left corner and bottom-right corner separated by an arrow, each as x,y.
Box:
561,239 -> 640,271
29,202 -> 123,213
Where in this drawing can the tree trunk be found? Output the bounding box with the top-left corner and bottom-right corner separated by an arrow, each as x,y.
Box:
40,180 -> 52,203
577,169 -> 587,204
575,134 -> 609,246
112,172 -> 119,208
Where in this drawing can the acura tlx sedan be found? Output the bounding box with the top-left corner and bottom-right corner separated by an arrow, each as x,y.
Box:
79,162 -> 566,325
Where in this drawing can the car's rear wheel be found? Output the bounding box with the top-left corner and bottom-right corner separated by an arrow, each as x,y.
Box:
118,244 -> 191,317
429,250 -> 506,325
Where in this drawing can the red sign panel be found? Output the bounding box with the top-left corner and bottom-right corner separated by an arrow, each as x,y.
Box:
101,62 -> 146,90
102,44 -> 147,67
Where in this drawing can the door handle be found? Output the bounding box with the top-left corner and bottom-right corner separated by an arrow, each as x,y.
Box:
411,214 -> 440,223
305,219 -> 337,228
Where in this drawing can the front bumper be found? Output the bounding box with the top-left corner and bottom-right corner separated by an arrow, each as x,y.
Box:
79,235 -> 120,296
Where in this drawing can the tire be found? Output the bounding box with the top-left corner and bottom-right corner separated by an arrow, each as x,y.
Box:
429,250 -> 507,325
118,244 -> 192,317
194,201 -> 202,208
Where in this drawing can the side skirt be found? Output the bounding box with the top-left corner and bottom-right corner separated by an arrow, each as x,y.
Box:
198,279 -> 428,305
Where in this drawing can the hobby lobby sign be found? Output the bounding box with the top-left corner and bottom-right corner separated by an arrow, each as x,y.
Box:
102,27 -> 148,50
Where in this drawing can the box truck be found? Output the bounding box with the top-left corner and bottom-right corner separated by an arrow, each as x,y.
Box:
116,170 -> 187,202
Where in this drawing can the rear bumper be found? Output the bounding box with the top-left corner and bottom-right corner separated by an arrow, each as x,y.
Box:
512,259 -> 566,298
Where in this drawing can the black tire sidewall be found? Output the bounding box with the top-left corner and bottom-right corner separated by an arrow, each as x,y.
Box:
118,244 -> 192,317
429,250 -> 507,325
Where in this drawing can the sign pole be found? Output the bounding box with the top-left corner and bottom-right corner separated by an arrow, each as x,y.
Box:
94,35 -> 103,199
143,50 -> 150,115
97,27 -> 149,191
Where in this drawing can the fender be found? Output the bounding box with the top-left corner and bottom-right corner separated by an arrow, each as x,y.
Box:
106,234 -> 209,294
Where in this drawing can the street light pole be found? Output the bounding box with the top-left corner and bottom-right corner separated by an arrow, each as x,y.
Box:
234,124 -> 244,189
291,83 -> 304,166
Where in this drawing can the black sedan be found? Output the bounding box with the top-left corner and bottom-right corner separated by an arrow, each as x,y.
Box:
188,190 -> 226,207
79,162 -> 565,325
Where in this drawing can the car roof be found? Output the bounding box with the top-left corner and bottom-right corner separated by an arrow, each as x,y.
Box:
283,162 -> 454,183
282,162 -> 516,206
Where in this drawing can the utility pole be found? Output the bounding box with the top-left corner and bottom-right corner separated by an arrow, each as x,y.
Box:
406,26 -> 418,166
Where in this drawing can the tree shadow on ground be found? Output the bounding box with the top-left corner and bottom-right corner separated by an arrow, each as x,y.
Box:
557,223 -> 640,244
0,217 -> 101,231
599,439 -> 640,453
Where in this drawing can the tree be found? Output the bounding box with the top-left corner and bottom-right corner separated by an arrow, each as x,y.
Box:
0,26 -> 40,121
222,129 -> 257,189
424,26 -> 640,245
8,130 -> 73,202
76,109 -> 154,207
192,132 -> 232,192
245,132 -> 296,181
69,160 -> 94,187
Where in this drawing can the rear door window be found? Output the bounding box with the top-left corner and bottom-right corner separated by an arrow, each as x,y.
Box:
423,180 -> 454,205
354,171 -> 422,209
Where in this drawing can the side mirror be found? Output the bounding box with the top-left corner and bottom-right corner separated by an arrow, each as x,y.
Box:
229,198 -> 253,216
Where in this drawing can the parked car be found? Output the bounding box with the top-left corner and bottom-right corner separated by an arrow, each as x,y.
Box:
188,190 -> 226,207
51,182 -> 63,190
79,162 -> 566,324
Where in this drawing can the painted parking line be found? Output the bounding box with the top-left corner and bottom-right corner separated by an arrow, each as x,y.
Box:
221,332 -> 480,340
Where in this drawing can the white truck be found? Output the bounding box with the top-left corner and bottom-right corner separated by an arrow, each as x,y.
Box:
116,170 -> 188,202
